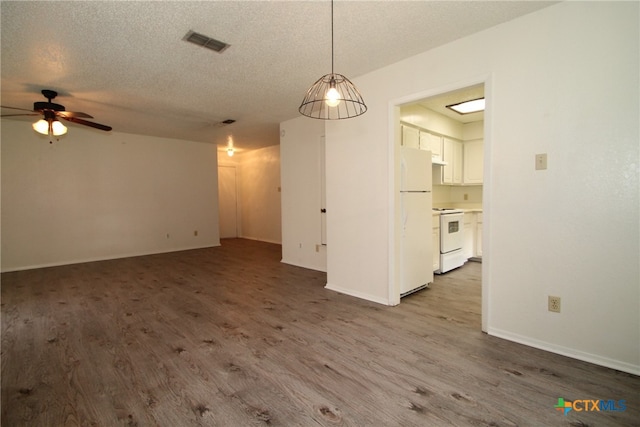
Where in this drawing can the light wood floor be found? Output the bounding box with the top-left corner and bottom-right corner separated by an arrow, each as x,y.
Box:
2,239 -> 638,426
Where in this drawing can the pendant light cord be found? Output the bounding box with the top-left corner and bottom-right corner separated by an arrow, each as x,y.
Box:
298,0 -> 367,119
331,0 -> 334,74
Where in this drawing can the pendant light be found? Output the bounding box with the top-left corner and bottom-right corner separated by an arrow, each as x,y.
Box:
299,0 -> 367,120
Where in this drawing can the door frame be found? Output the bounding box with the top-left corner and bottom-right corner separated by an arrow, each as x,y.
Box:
388,75 -> 492,332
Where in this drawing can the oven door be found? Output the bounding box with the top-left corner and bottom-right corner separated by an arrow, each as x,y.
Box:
440,212 -> 464,253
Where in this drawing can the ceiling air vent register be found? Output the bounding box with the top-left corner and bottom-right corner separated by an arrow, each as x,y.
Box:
183,30 -> 230,53
211,119 -> 236,128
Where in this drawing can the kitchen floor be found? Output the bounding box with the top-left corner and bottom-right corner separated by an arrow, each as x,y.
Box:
403,259 -> 482,330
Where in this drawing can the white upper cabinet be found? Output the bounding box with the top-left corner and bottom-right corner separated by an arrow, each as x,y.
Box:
453,140 -> 463,184
463,139 -> 483,185
420,131 -> 443,163
402,122 -> 483,186
442,137 -> 463,185
401,125 -> 420,149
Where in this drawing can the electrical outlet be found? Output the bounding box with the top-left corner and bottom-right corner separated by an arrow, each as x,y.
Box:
194,230 -> 198,237
548,296 -> 561,313
535,153 -> 548,170
464,193 -> 468,201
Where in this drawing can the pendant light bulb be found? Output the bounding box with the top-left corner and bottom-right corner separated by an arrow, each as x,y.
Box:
325,82 -> 341,107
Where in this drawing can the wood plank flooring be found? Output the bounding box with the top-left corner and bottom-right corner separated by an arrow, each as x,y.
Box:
2,239 -> 638,426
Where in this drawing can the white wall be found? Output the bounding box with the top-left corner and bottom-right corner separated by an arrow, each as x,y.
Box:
280,117 -> 327,272
235,145 -> 282,244
1,121 -> 220,271
282,2 -> 639,374
463,121 -> 483,140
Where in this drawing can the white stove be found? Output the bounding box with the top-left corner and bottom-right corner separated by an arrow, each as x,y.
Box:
434,208 -> 465,274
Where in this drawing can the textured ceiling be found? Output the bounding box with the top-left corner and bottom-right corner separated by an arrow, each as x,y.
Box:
1,1 -> 555,152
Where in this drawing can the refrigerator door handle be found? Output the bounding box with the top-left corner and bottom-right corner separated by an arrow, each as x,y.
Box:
402,203 -> 408,230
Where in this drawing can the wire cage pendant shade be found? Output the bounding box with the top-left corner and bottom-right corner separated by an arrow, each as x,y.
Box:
299,73 -> 367,120
299,0 -> 367,120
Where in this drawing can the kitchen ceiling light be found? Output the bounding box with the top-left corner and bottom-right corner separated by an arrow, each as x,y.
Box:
299,0 -> 367,120
446,98 -> 485,115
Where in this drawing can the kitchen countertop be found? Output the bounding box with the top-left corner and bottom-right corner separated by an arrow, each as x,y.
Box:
432,208 -> 483,215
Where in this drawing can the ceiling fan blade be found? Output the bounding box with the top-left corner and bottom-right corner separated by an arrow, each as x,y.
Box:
1,113 -> 39,117
57,111 -> 93,119
1,105 -> 35,113
63,116 -> 112,131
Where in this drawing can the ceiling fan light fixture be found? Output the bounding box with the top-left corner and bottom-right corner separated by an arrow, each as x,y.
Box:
51,120 -> 68,136
32,119 -> 50,135
33,118 -> 67,136
299,0 -> 367,120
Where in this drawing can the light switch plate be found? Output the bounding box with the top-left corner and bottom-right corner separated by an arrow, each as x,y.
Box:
535,153 -> 547,170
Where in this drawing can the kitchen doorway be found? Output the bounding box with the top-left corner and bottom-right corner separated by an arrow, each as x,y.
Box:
391,79 -> 489,332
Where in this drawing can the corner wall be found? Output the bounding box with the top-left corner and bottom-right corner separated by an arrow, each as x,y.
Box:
280,117 -> 327,272
322,2 -> 638,373
1,121 -> 220,271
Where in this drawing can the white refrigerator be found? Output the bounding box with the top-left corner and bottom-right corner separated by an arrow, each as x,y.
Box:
400,146 -> 433,296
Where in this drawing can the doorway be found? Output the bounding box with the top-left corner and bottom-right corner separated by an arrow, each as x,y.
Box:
391,79 -> 489,332
218,165 -> 238,238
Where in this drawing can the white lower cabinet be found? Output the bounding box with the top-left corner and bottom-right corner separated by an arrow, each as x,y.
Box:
463,212 -> 475,260
461,211 -> 484,260
476,212 -> 483,256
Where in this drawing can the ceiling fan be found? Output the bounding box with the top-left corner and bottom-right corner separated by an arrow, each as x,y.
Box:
1,89 -> 112,137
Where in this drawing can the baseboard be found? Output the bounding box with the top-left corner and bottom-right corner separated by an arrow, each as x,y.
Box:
324,282 -> 392,306
488,327 -> 640,376
239,236 -> 282,245
1,243 -> 221,273
280,258 -> 327,273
